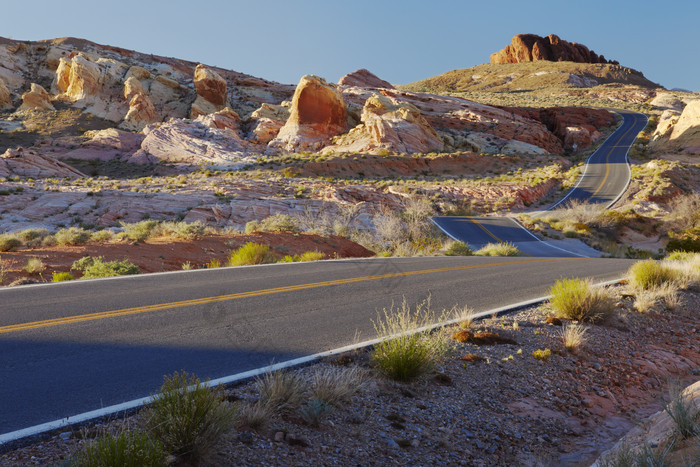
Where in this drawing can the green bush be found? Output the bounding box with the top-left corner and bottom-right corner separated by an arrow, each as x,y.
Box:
628,260 -> 677,290
72,256 -> 140,279
444,241 -> 473,256
227,242 -> 275,266
549,278 -> 615,323
52,271 -> 75,282
80,430 -> 165,467
370,298 -> 450,381
90,230 -> 114,243
0,235 -> 22,252
146,371 -> 235,464
120,220 -> 159,242
474,242 -> 521,257
298,251 -> 325,262
246,214 -> 300,234
16,228 -> 50,243
55,227 -> 90,246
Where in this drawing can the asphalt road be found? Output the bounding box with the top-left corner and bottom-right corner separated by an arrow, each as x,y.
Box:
0,256 -> 634,436
434,111 -> 648,256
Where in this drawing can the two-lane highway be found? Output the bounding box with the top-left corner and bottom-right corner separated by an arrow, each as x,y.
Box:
434,111 -> 649,255
0,256 -> 634,437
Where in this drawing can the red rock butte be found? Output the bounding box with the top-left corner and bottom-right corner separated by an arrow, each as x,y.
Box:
490,34 -> 618,65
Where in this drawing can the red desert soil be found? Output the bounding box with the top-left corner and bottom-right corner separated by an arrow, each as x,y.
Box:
0,232 -> 374,285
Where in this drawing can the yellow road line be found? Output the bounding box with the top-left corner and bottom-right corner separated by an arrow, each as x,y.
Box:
0,258 -> 576,334
591,117 -> 638,197
459,218 -> 532,257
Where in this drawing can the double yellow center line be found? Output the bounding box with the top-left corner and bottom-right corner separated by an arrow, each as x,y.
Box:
591,116 -> 639,197
0,258 -> 576,335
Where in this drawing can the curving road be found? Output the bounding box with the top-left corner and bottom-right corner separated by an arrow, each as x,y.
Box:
0,256 -> 634,439
433,111 -> 648,256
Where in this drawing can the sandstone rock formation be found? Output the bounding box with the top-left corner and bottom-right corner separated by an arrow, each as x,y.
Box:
324,93 -> 444,154
0,78 -> 11,109
490,34 -> 616,65
669,99 -> 700,143
56,54 -> 101,100
121,77 -> 157,131
196,107 -> 241,132
250,102 -> 290,144
269,75 -> 347,151
0,147 -> 85,178
191,64 -> 227,118
338,69 -> 394,89
652,110 -> 680,141
18,83 -> 54,111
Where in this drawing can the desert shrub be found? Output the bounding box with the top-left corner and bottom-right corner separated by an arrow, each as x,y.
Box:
370,297 -> 450,381
120,220 -> 159,242
255,370 -> 306,413
246,214 -> 300,234
0,258 -> 6,284
454,306 -> 477,329
24,257 -> 45,275
549,278 -> 614,323
52,271 -> 75,282
444,241 -> 473,256
55,227 -> 90,246
0,235 -> 22,252
227,242 -> 275,267
17,228 -> 50,247
666,251 -> 696,262
666,233 -> 700,253
308,366 -> 366,406
628,260 -> 678,290
72,256 -> 140,279
90,230 -> 114,243
298,251 -> 325,262
80,429 -> 165,467
300,399 -> 334,427
157,221 -> 208,240
474,242 -> 521,257
146,371 -> 235,464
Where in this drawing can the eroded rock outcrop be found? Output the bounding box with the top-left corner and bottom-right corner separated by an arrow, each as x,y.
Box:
0,147 -> 85,178
269,75 -> 347,151
324,93 -> 443,154
651,100 -> 700,152
490,34 -> 616,65
0,78 -> 12,109
250,102 -> 290,144
121,77 -> 157,131
18,83 -> 54,111
669,99 -> 700,143
191,64 -> 227,118
338,69 -> 394,89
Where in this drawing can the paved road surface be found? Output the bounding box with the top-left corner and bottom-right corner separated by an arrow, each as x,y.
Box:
434,111 -> 648,256
0,256 -> 633,436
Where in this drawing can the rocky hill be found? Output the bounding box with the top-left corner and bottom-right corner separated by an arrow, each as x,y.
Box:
490,33 -> 616,65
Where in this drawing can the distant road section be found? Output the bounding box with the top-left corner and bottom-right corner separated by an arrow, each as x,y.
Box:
434,110 -> 648,256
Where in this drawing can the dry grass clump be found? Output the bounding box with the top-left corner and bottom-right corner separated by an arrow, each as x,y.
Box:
454,305 -> 477,329
308,366 -> 367,406
549,199 -> 617,230
370,297 -> 451,381
560,324 -> 587,353
24,257 -> 45,275
146,371 -> 236,464
549,278 -> 615,323
628,260 -> 678,290
474,242 -> 521,257
255,369 -> 306,413
235,401 -> 272,432
245,214 -> 300,234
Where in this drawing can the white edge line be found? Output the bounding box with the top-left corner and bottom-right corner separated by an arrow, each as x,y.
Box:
606,113 -> 648,209
547,112 -> 629,211
0,276 -> 624,446
506,217 -> 591,258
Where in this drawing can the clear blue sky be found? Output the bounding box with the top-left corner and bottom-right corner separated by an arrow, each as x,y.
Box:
3,0 -> 698,91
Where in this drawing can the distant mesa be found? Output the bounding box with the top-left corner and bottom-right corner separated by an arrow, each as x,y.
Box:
490,34 -> 618,65
338,69 -> 394,89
